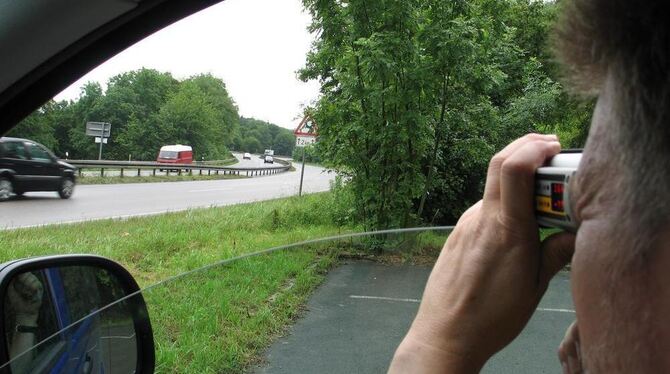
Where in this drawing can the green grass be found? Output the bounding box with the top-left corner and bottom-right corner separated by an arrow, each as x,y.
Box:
78,173 -> 246,185
199,158 -> 238,166
0,193 -> 353,373
0,193 -> 452,372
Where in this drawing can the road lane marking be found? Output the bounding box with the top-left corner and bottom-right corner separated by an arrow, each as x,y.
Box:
189,188 -> 232,193
101,334 -> 136,340
536,308 -> 576,313
349,295 -> 420,303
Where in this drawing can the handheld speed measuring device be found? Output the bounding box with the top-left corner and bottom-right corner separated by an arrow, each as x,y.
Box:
535,151 -> 581,232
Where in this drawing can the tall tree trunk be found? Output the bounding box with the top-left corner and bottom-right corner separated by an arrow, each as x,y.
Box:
417,72 -> 449,219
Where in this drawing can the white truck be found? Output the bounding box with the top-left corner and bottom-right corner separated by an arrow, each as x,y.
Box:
263,149 -> 275,164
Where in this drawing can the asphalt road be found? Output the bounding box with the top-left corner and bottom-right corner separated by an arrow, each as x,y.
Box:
254,262 -> 574,374
229,152 -> 283,169
0,162 -> 333,229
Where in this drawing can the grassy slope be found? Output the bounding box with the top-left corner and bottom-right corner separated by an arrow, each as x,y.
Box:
0,193 -> 349,373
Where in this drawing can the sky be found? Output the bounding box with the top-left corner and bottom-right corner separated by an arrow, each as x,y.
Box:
54,0 -> 320,130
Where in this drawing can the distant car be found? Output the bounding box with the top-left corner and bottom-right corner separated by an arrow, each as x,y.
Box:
0,137 -> 77,200
264,155 -> 274,164
243,153 -> 251,160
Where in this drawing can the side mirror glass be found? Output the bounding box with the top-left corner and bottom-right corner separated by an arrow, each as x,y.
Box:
0,255 -> 154,373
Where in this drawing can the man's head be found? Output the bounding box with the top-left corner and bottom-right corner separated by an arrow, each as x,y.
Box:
556,0 -> 670,371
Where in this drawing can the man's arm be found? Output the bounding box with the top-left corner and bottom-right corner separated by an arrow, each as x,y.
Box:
389,134 -> 576,373
8,272 -> 43,371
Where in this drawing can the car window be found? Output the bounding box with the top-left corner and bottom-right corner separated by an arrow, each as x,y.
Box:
0,0 -> 592,372
158,151 -> 177,159
2,142 -> 28,160
25,143 -> 52,162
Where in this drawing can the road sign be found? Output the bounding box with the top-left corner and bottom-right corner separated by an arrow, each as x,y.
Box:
295,135 -> 317,148
294,115 -> 319,197
294,116 -> 318,136
86,122 -> 112,160
86,122 -> 112,138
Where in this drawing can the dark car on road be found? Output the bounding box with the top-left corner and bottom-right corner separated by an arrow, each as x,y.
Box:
0,137 -> 76,201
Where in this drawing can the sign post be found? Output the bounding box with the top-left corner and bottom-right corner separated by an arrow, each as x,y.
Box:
86,122 -> 112,160
294,116 -> 318,197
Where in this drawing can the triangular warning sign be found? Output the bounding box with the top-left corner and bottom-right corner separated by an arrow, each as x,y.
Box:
294,116 -> 318,136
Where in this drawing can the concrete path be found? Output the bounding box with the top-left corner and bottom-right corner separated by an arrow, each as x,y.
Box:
254,262 -> 574,374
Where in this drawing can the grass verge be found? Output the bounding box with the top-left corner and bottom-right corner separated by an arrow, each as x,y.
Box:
200,157 -> 238,166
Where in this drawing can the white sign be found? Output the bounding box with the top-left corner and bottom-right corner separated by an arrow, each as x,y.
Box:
295,135 -> 317,147
95,137 -> 108,144
86,122 -> 112,137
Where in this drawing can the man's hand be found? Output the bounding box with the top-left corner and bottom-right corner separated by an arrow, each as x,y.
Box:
8,272 -> 43,325
558,321 -> 582,374
389,134 -> 576,373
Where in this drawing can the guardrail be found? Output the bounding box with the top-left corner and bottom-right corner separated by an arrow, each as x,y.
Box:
65,159 -> 292,178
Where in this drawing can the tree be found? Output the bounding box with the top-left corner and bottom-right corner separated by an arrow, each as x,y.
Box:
301,0 -> 591,229
241,137 -> 262,154
67,82 -> 105,159
89,69 -> 179,159
156,81 -> 227,160
187,74 -> 240,147
273,131 -> 295,156
237,117 -> 294,155
7,109 -> 57,149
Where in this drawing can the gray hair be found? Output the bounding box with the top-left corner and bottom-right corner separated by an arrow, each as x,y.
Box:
555,0 -> 670,258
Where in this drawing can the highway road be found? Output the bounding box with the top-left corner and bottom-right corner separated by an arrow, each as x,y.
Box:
0,162 -> 334,229
229,152 -> 284,169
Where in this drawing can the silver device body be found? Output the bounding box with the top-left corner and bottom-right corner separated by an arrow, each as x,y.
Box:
535,152 -> 581,232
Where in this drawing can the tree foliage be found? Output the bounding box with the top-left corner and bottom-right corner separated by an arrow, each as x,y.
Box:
233,117 -> 295,156
301,0 -> 592,229
7,69 -> 242,161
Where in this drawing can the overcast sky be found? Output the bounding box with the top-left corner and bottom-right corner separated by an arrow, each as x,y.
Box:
54,0 -> 320,130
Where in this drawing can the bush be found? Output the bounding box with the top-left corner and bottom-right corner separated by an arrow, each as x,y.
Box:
292,145 -> 321,163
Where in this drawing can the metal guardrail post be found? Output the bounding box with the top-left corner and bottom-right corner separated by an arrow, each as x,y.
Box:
67,159 -> 294,180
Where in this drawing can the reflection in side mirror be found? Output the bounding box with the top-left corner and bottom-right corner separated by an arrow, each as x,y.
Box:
0,255 -> 154,374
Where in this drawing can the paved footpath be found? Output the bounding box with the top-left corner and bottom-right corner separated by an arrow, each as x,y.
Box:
254,262 -> 574,374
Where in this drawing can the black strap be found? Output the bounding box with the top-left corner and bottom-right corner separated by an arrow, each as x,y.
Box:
15,325 -> 38,334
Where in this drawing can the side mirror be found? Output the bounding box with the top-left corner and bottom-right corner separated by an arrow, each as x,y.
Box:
0,255 -> 154,374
